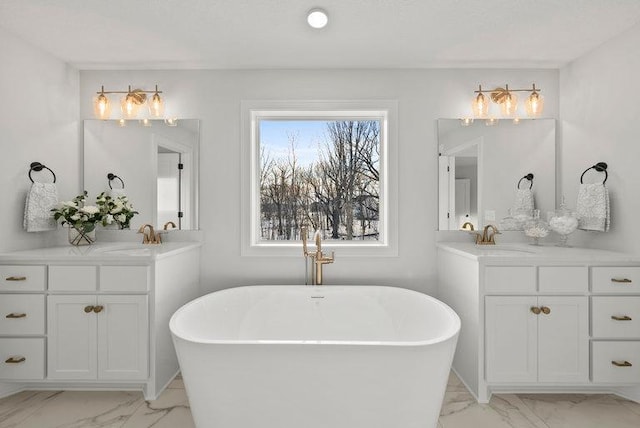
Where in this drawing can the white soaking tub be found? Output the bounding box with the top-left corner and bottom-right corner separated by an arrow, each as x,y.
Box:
170,285 -> 460,428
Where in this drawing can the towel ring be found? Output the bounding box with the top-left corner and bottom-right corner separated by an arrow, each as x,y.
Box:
107,173 -> 125,189
517,173 -> 534,190
28,162 -> 56,183
580,162 -> 608,184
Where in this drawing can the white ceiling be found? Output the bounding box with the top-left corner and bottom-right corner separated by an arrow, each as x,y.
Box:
2,0 -> 640,70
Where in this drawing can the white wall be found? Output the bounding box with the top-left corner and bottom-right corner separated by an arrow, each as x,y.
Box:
79,69 -> 558,295
0,26 -> 79,398
560,22 -> 640,254
0,27 -> 80,252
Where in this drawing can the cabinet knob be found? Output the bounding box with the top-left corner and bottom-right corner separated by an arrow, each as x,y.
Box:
530,306 -> 541,315
5,276 -> 26,281
84,305 -> 95,313
93,305 -> 104,313
611,360 -> 633,367
540,306 -> 551,315
5,356 -> 26,364
5,313 -> 27,319
611,278 -> 632,284
611,315 -> 632,321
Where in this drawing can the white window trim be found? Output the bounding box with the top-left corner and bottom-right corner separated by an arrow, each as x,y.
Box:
240,100 -> 398,257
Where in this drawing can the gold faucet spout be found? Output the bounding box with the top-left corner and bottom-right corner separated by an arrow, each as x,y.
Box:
476,224 -> 501,245
137,224 -> 161,244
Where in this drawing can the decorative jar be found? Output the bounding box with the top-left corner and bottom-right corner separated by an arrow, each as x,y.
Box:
548,201 -> 579,247
523,209 -> 549,245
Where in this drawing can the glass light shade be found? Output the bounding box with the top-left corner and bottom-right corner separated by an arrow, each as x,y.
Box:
121,93 -> 140,119
149,92 -> 164,117
500,92 -> 518,116
526,91 -> 544,117
307,9 -> 328,29
93,93 -> 111,119
472,92 -> 489,118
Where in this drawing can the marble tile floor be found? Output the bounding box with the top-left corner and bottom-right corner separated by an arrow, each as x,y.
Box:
0,373 -> 638,428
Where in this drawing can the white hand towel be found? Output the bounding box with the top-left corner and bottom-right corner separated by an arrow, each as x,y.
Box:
513,188 -> 534,213
23,183 -> 58,232
577,183 -> 610,232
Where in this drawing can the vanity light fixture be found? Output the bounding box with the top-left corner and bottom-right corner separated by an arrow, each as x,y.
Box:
472,83 -> 543,118
307,8 -> 328,29
92,85 -> 165,120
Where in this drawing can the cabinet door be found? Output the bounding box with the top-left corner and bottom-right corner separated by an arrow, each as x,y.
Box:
97,295 -> 148,380
537,296 -> 589,383
47,295 -> 97,379
485,296 -> 538,383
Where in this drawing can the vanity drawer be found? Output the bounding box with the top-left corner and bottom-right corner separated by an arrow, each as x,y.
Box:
539,266 -> 588,293
100,266 -> 149,292
592,297 -> 640,338
592,267 -> 640,293
49,265 -> 97,291
484,266 -> 536,293
0,265 -> 46,291
0,338 -> 45,380
592,341 -> 640,383
0,295 -> 45,335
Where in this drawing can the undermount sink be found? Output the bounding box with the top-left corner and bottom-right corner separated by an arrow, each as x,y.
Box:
94,244 -> 152,256
474,245 -> 537,255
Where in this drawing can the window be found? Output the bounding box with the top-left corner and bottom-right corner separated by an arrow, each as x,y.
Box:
241,101 -> 397,256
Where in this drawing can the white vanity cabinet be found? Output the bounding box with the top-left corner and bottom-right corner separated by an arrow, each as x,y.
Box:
47,294 -> 148,380
485,295 -> 588,383
437,242 -> 640,403
0,242 -> 200,399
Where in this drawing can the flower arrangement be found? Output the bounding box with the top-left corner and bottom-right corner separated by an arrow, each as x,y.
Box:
51,191 -> 102,232
96,192 -> 138,229
51,191 -> 103,245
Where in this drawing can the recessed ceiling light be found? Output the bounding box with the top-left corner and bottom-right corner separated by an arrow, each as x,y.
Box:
307,8 -> 328,29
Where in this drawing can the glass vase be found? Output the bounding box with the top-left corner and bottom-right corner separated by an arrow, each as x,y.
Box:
68,225 -> 96,246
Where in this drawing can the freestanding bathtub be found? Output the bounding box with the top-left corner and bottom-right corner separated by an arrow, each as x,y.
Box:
170,285 -> 460,428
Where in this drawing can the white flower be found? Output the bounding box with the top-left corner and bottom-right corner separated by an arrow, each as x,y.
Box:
59,201 -> 76,208
71,214 -> 81,221
105,214 -> 114,224
81,205 -> 100,215
116,214 -> 126,223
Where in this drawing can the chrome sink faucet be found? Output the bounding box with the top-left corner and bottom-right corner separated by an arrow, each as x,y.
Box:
302,227 -> 334,285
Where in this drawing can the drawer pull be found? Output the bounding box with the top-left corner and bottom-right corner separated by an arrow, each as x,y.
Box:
5,313 -> 27,319
611,278 -> 632,284
530,306 -> 541,315
93,305 -> 104,313
540,306 -> 551,315
5,276 -> 26,281
5,356 -> 26,364
611,315 -> 633,321
84,305 -> 95,313
611,360 -> 633,367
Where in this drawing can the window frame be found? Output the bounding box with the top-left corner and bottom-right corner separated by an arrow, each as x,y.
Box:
241,100 -> 398,257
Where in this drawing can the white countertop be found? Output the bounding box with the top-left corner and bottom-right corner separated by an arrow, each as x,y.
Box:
0,242 -> 202,262
437,242 -> 640,263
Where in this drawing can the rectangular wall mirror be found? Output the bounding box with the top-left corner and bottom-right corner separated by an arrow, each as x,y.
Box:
437,118 -> 556,231
83,119 -> 200,231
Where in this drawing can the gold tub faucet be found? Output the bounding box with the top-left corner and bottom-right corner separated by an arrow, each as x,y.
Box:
302,227 -> 335,285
